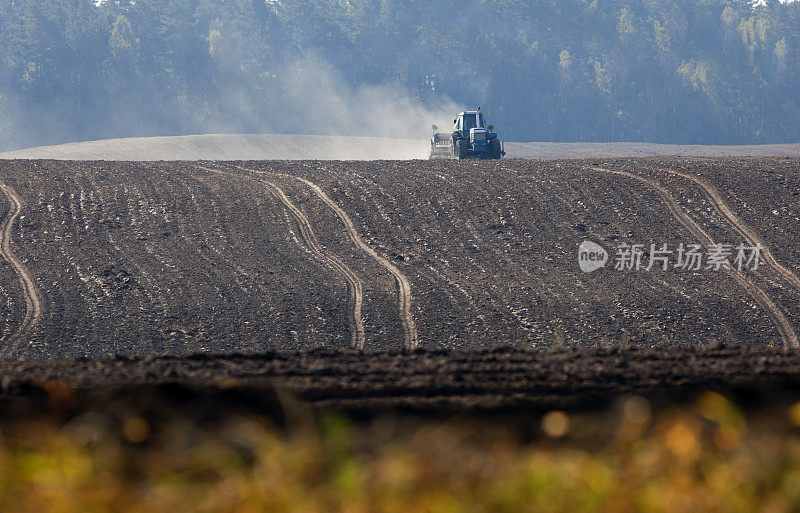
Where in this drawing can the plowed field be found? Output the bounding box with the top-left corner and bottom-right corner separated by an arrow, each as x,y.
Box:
0,158 -> 798,362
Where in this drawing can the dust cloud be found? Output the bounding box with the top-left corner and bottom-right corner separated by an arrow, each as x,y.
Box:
2,53 -> 463,161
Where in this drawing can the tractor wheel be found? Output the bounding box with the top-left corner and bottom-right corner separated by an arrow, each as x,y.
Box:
454,139 -> 468,159
489,139 -> 502,159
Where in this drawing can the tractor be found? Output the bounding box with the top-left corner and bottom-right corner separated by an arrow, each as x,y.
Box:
429,108 -> 504,159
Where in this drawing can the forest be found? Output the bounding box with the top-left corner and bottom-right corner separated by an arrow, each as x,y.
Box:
0,0 -> 798,150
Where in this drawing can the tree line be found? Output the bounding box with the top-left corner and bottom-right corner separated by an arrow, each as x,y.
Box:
0,0 -> 798,150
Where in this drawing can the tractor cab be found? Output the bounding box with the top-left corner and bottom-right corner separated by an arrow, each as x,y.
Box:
455,109 -> 489,153
454,111 -> 486,134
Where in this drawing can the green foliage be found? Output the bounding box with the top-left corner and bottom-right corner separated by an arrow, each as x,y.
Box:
0,392 -> 800,511
109,15 -> 139,61
678,59 -> 716,97
617,7 -> 637,42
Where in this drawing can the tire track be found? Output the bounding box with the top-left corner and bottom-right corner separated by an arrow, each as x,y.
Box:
590,167 -> 798,348
195,166 -> 366,350
235,165 -> 420,351
656,167 -> 800,296
0,181 -> 42,355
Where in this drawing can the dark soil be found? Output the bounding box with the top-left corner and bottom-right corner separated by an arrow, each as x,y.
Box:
1,158 -> 798,358
0,158 -> 798,410
2,346 -> 800,411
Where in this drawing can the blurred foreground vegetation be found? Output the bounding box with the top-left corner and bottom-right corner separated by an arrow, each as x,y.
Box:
1,389 -> 800,512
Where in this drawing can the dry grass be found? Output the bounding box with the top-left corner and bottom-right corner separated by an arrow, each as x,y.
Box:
1,391 -> 800,512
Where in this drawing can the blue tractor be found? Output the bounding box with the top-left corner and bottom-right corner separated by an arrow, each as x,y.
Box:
430,108 -> 504,159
